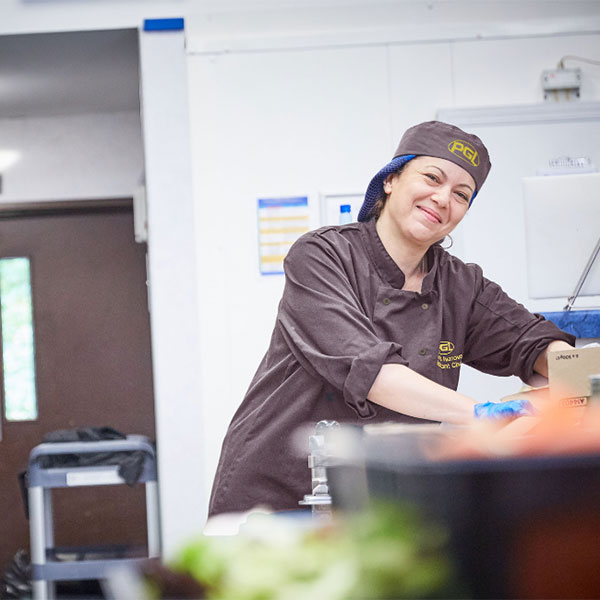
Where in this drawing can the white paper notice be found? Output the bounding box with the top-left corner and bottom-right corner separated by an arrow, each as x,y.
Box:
257,197 -> 310,275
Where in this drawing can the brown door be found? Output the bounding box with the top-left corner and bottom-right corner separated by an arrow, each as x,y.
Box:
0,200 -> 155,572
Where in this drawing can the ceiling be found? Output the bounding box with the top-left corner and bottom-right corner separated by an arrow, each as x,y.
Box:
0,28 -> 140,119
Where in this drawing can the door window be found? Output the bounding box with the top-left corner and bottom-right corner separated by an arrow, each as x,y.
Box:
0,257 -> 37,421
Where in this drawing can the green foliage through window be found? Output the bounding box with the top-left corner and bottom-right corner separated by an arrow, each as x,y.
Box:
0,257 -> 37,421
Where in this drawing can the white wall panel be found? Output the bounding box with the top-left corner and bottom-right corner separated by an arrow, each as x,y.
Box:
185,0 -> 600,54
188,45 -> 390,500
452,33 -> 600,108
388,42 -> 454,145
0,111 -> 142,201
139,26 -> 203,558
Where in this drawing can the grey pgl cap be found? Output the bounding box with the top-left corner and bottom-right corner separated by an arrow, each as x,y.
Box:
358,121 -> 492,221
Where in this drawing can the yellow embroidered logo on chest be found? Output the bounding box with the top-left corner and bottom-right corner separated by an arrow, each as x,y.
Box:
439,341 -> 455,355
437,341 -> 463,370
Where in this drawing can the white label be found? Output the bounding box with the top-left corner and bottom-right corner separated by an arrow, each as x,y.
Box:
66,469 -> 124,487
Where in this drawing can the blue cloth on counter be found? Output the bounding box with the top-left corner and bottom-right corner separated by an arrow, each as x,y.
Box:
474,399 -> 538,421
541,310 -> 600,339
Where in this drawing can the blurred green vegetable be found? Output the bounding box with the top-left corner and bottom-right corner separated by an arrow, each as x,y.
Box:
163,502 -> 456,599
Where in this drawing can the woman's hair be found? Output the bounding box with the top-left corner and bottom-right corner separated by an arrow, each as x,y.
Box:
372,162 -> 408,220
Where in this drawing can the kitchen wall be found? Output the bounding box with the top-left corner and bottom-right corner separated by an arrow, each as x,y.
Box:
186,21 -> 600,515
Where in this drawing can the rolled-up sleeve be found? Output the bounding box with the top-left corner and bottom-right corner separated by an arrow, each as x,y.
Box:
278,234 -> 407,418
464,272 -> 575,381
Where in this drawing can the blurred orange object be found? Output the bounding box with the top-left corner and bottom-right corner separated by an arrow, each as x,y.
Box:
428,404 -> 600,462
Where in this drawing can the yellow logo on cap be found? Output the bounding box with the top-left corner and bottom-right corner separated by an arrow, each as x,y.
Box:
448,140 -> 479,168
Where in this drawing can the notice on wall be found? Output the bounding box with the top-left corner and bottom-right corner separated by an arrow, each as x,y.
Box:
257,196 -> 310,275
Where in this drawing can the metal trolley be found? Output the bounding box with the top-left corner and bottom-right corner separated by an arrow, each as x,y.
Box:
27,435 -> 160,600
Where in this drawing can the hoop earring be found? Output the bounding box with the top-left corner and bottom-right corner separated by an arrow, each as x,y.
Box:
441,234 -> 454,250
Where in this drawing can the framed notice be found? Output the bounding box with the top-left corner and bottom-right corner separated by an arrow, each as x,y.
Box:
257,196 -> 310,275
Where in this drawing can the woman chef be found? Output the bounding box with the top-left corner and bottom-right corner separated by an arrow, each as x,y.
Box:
209,121 -> 575,517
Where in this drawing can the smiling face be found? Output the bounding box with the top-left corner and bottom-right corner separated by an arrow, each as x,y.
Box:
377,155 -> 475,251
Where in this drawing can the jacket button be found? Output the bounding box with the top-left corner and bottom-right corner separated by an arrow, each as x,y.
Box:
421,303 -> 429,310
418,348 -> 427,356
383,298 -> 391,305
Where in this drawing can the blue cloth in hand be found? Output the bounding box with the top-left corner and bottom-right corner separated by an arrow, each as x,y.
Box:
474,399 -> 538,421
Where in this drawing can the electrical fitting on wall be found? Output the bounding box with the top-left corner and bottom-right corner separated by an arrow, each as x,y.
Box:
542,67 -> 581,102
541,55 -> 600,102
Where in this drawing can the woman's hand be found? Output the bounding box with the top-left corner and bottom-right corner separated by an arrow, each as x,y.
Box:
474,399 -> 538,421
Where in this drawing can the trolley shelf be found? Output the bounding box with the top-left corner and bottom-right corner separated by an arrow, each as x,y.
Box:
27,435 -> 160,600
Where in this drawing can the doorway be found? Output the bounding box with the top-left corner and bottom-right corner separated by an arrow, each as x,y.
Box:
0,200 -> 155,571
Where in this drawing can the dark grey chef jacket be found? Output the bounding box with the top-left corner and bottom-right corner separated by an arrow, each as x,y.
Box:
209,219 -> 575,516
